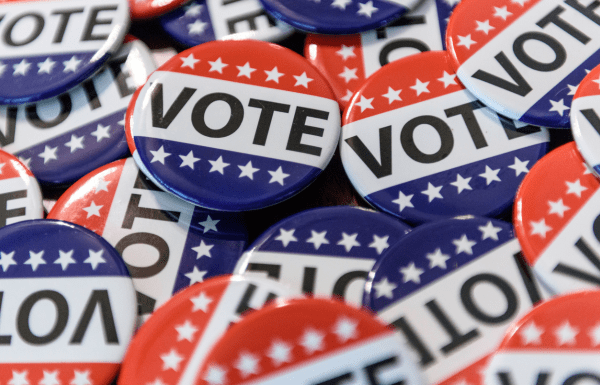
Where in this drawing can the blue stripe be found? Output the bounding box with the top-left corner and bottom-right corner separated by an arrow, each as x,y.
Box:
160,0 -> 217,47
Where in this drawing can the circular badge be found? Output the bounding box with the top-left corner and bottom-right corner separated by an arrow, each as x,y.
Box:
0,149 -> 43,227
364,216 -> 544,385
0,0 -> 130,104
0,37 -> 156,185
446,0 -> 600,128
305,0 -> 459,109
0,219 -> 137,385
48,157 -> 248,322
160,0 -> 294,47
572,64 -> 600,177
341,50 -> 550,224
118,275 -> 294,385
484,291 -> 600,385
129,40 -> 341,211
513,142 -> 600,296
235,206 -> 411,306
130,0 -> 192,19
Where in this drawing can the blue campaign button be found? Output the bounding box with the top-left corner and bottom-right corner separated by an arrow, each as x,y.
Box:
0,0 -> 130,105
258,0 -> 420,34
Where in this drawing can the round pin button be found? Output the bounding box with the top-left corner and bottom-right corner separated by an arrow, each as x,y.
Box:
0,219 -> 137,385
0,0 -> 130,105
341,50 -> 550,224
130,0 -> 192,20
446,0 -> 600,129
235,206 -> 411,306
0,149 -> 43,227
48,157 -> 248,323
571,64 -> 600,177
118,275 -> 293,385
160,0 -> 294,47
513,142 -> 600,296
364,216 -> 544,385
129,40 -> 341,211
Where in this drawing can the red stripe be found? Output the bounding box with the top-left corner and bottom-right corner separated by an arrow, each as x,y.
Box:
574,65 -> 600,99
0,152 -> 34,181
0,363 -> 119,385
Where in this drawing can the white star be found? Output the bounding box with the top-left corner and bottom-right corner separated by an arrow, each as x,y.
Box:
369,235 -> 389,255
237,62 -> 256,78
566,179 -> 587,198
411,78 -> 430,96
373,277 -> 397,298
479,165 -> 501,185
19,157 -> 31,168
238,161 -> 259,180
450,173 -> 472,193
400,262 -> 424,284
453,234 -> 476,255
275,228 -> 298,247
426,248 -> 450,269
307,230 -> 329,250
265,66 -> 284,83
479,221 -> 502,241
493,6 -> 512,20
0,251 -> 16,272
82,201 -> 103,218
199,215 -> 219,233
382,87 -> 402,104
187,20 -> 208,35
294,72 -> 313,88
475,20 -> 494,34
511,0 -> 528,5
181,53 -> 200,69
235,352 -> 260,378
508,157 -> 529,176
393,191 -> 414,211
71,370 -> 92,385
161,349 -> 184,371
339,66 -> 358,83
341,89 -> 354,102
555,321 -> 578,345
333,317 -> 358,342
268,166 -> 290,186
191,291 -> 212,312
267,340 -> 292,366
332,0 -> 353,9
549,99 -> 570,116
151,146 -> 171,164
184,3 -> 203,16
567,84 -> 579,95
300,328 -> 325,354
0,62 -> 6,77
38,145 -> 58,164
589,323 -> 600,346
337,232 -> 361,252
438,71 -> 457,88
208,57 -> 228,74
8,370 -> 28,385
444,0 -> 460,5
530,218 -> 552,238
118,114 -> 125,126
186,266 -> 208,285
175,320 -> 198,342
456,34 -> 477,49
336,45 -> 356,60
147,378 -> 167,385
54,249 -> 77,270
65,134 -> 85,153
355,95 -> 374,112
25,250 -> 46,271
520,322 -> 543,345
548,199 -> 570,218
63,56 -> 82,73
204,365 -> 227,385
422,182 -> 443,202
91,123 -> 111,141
179,150 -> 200,169
209,156 -> 229,174
593,76 -> 600,88
96,178 -> 110,193
583,161 -> 593,175
37,57 -> 56,74
13,59 -> 31,76
192,240 -> 213,258
39,370 -> 60,385
84,249 -> 106,270
357,1 -> 378,17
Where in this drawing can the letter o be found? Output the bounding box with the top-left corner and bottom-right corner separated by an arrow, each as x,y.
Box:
191,93 -> 244,138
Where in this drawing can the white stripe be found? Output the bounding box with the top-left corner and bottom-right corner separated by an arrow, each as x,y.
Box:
572,95 -> 600,169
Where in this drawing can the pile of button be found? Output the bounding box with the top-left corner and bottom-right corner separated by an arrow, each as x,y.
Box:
0,0 -> 599,384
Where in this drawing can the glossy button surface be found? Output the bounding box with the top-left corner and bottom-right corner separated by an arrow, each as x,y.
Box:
571,63 -> 600,177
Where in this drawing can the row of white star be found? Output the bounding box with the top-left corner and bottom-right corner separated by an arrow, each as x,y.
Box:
520,320 -> 600,346
179,55 -> 314,88
0,56 -> 84,77
0,249 -> 107,272
149,146 -> 291,185
273,227 -> 392,254
3,369 -> 93,385
308,0 -> 379,17
393,158 -> 530,212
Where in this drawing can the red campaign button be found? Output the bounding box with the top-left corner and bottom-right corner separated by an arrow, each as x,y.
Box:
514,142 -> 600,295
129,0 -> 192,19
572,64 -> 600,179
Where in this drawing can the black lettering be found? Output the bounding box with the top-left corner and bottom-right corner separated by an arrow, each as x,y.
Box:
4,13 -> 44,47
425,299 -> 479,354
248,98 -> 290,146
227,10 -> 275,34
114,232 -> 170,279
332,271 -> 369,299
0,292 -> 12,345
136,291 -> 156,316
461,273 -> 518,324
121,193 -> 180,229
379,39 -> 429,66
345,126 -> 392,179
0,107 -> 17,147
497,371 -> 550,385
26,94 -> 72,129
18,290 -> 69,345
235,283 -> 278,316
580,108 -> 600,136
51,8 -> 84,43
401,116 -> 454,163
472,52 -> 532,96
364,356 -> 404,385
107,56 -> 136,98
565,0 -> 600,26
246,263 -> 281,279
82,79 -> 101,110
0,190 -> 27,227
563,373 -> 600,385
537,6 -> 590,44
192,93 -> 244,138
82,5 -> 118,41
513,252 -> 543,304
513,32 -> 566,72
151,83 -> 196,129
70,290 -> 119,344
445,102 -> 488,149
223,0 -> 243,4
554,237 -> 600,285
286,107 -> 328,156
133,170 -> 163,192
314,373 -> 354,385
302,267 -> 317,294
391,317 -> 435,367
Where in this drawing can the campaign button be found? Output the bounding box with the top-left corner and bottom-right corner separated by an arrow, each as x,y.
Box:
0,0 -> 130,105
484,291 -> 600,385
118,275 -> 293,385
341,50 -> 550,224
305,0 -> 460,110
0,149 -> 43,227
258,0 -> 421,34
571,64 -> 600,177
130,0 -> 192,20
197,296 -> 424,385
446,0 -> 600,129
129,40 -> 341,211
0,219 -> 136,385
47,157 -> 248,323
513,141 -> 600,295
234,206 -> 411,306
160,0 -> 294,47
363,216 -> 544,385
0,37 -> 156,186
